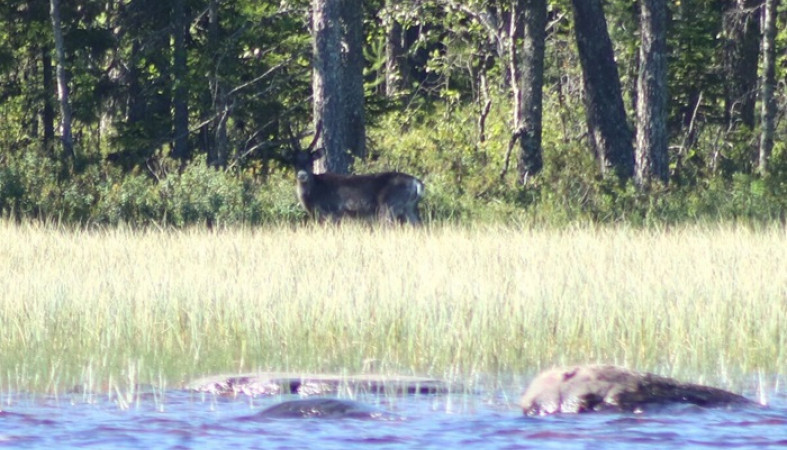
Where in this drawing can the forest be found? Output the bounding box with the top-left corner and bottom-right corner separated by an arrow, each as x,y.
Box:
0,0 -> 785,227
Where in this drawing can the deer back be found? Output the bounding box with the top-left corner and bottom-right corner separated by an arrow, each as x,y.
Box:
298,170 -> 423,223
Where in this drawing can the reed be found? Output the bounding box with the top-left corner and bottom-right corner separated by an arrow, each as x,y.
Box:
0,221 -> 784,394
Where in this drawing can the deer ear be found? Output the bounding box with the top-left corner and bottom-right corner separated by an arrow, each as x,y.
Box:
312,148 -> 324,160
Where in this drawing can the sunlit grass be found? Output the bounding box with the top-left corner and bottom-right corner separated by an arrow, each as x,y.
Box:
0,221 -> 785,394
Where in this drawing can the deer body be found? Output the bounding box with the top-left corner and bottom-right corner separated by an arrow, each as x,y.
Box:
296,169 -> 424,224
292,122 -> 424,224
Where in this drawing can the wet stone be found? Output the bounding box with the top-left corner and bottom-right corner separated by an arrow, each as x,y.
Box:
247,398 -> 400,420
520,365 -> 755,415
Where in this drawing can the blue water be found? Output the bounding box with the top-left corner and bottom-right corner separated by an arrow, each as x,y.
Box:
2,389 -> 786,449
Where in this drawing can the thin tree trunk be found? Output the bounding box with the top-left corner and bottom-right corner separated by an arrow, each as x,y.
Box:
312,0 -> 348,173
171,0 -> 189,160
126,41 -> 145,125
49,0 -> 74,159
517,0 -> 546,181
41,46 -> 55,153
208,0 -> 229,166
501,1 -> 524,182
571,0 -> 634,179
759,0 -> 778,175
341,0 -> 366,160
635,0 -> 669,186
478,69 -> 491,143
509,0 -> 522,155
384,0 -> 408,97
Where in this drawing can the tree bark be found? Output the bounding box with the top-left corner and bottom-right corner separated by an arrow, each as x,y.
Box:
635,0 -> 669,186
722,0 -> 761,130
341,0 -> 366,160
171,0 -> 190,160
509,0 -> 523,176
571,0 -> 634,179
517,0 -> 547,181
384,4 -> 406,97
759,0 -> 778,175
312,0 -> 348,173
41,46 -> 55,153
49,0 -> 74,159
208,0 -> 229,166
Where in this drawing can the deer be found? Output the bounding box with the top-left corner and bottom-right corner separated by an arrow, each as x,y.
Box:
292,123 -> 425,224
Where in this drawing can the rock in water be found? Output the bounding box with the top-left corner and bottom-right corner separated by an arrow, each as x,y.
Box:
520,365 -> 753,415
251,398 -> 398,420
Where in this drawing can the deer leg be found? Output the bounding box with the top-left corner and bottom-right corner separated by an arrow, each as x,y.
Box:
377,206 -> 398,225
402,207 -> 420,225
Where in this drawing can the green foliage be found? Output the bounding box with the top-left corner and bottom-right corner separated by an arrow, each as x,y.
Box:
161,158 -> 244,226
667,0 -> 726,127
0,0 -> 784,228
365,101 -> 517,222
1,92 -> 785,229
94,170 -> 165,226
0,150 -> 63,220
365,97 -> 785,226
0,145 -> 306,227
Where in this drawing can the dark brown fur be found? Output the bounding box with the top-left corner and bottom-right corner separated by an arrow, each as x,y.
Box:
295,149 -> 424,224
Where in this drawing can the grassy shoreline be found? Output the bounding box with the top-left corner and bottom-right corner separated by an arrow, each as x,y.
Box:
1,221 -> 785,394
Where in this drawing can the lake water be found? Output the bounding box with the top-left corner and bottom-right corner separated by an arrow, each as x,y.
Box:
2,386 -> 786,449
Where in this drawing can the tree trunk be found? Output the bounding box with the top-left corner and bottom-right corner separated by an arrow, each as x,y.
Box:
312,0 -> 348,173
384,0 -> 408,97
759,0 -> 778,175
509,1 -> 522,150
49,0 -> 74,159
126,41 -> 146,126
517,0 -> 547,181
722,0 -> 761,130
571,0 -> 634,179
208,0 -> 229,166
635,0 -> 669,186
41,46 -> 55,153
341,0 -> 366,160
171,0 -> 190,160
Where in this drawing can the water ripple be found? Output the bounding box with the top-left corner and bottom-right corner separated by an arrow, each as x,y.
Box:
1,391 -> 786,449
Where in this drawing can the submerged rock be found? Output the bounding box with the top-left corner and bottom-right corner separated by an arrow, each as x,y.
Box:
185,373 -> 453,397
249,398 -> 399,420
520,365 -> 753,415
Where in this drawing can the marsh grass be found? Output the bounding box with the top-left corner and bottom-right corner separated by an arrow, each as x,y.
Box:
0,221 -> 785,395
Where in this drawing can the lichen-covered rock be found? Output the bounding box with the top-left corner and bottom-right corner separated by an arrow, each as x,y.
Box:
248,398 -> 399,420
520,365 -> 753,415
185,373 -> 452,397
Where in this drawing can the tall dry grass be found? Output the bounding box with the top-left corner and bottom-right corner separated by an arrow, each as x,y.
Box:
0,221 -> 784,393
